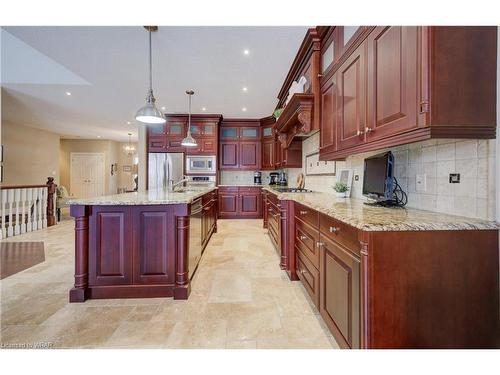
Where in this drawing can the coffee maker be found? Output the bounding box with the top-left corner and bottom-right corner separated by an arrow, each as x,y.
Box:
278,171 -> 287,186
269,172 -> 279,185
254,171 -> 262,185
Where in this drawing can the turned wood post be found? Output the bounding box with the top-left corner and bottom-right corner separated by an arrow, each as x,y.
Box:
69,205 -> 90,302
46,177 -> 57,226
174,215 -> 191,299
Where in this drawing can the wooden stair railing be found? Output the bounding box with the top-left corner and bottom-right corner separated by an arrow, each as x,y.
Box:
0,177 -> 58,239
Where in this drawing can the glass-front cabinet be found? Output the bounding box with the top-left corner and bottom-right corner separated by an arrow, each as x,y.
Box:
240,127 -> 259,139
220,127 -> 238,140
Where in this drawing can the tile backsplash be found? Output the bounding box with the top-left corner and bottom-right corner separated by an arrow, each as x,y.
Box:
285,132 -> 496,220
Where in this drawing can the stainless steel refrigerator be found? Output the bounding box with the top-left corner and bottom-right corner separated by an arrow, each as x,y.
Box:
148,153 -> 184,190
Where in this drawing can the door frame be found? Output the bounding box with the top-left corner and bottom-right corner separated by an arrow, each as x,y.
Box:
70,152 -> 106,198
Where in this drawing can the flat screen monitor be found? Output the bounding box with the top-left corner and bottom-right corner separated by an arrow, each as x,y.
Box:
362,151 -> 394,201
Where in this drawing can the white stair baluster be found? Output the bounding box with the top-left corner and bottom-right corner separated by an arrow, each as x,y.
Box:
0,190 -> 6,239
7,189 -> 14,237
32,188 -> 38,231
14,189 -> 21,235
26,188 -> 33,232
20,188 -> 27,234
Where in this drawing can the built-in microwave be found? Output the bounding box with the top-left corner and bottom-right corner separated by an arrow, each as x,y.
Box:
186,155 -> 216,174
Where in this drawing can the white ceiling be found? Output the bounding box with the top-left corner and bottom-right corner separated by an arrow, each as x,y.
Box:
1,26 -> 307,141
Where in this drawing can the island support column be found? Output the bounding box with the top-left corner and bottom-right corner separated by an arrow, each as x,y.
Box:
69,205 -> 91,302
174,215 -> 191,299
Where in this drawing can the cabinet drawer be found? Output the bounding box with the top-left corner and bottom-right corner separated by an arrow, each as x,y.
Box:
319,213 -> 360,256
267,191 -> 278,206
295,202 -> 319,228
295,218 -> 320,269
148,136 -> 167,151
296,248 -> 320,307
238,187 -> 262,193
218,186 -> 239,193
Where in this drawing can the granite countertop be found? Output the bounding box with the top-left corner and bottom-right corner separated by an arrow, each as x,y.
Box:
262,186 -> 499,232
69,186 -> 217,206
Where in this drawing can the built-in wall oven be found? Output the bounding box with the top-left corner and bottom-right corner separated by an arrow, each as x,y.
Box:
186,155 -> 216,174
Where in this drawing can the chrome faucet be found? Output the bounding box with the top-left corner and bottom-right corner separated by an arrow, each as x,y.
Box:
168,177 -> 188,192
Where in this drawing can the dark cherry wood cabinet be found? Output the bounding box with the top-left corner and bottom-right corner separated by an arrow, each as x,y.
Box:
89,206 -> 133,286
218,186 -> 262,219
147,114 -> 222,156
317,26 -> 497,160
70,190 -> 218,303
239,142 -> 261,170
271,199 -> 500,348
219,142 -> 239,169
132,206 -> 175,285
219,120 -> 261,170
261,139 -> 275,170
319,234 -> 360,349
336,41 -> 367,151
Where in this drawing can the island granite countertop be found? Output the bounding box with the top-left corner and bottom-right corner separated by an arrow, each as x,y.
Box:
262,186 -> 499,232
69,186 -> 218,206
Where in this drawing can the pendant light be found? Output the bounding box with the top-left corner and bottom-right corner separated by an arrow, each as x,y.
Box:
135,26 -> 166,124
124,133 -> 136,155
181,90 -> 197,147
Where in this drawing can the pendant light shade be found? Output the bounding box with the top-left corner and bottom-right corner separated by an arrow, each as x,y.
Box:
135,26 -> 165,125
181,90 -> 198,147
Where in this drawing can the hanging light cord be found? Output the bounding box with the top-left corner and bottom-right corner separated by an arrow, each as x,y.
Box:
148,29 -> 153,92
187,94 -> 192,136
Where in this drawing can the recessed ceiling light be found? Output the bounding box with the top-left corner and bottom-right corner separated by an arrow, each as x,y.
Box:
97,135 -> 101,138
161,106 -> 166,111
201,107 -> 206,111
243,49 -> 249,55
65,91 -> 71,96
242,107 -> 247,112
127,121 -> 131,125
242,87 -> 248,92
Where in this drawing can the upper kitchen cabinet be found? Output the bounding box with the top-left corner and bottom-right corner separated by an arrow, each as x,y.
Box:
319,26 -> 498,160
219,119 -> 261,170
147,114 -> 222,155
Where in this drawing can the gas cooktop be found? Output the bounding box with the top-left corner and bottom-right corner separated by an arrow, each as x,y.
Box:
273,187 -> 313,193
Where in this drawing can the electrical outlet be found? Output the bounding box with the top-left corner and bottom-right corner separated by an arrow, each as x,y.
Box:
416,174 -> 426,192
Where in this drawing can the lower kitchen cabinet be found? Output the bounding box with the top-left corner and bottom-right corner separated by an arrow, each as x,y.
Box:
201,190 -> 217,248
268,199 -> 500,348
319,235 -> 360,349
218,187 -> 262,219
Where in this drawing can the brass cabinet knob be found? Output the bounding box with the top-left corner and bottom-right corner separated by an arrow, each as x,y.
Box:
317,242 -> 324,247
329,226 -> 340,233
299,235 -> 308,240
365,127 -> 372,134
299,210 -> 308,215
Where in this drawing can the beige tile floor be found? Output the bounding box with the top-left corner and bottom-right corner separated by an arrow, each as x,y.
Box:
1,212 -> 338,349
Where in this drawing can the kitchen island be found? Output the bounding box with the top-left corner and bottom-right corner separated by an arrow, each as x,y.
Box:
68,187 -> 217,302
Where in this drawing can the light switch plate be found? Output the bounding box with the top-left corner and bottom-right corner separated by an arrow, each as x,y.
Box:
416,174 -> 426,192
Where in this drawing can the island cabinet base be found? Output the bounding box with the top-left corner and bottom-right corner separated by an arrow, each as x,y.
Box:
69,203 -> 195,302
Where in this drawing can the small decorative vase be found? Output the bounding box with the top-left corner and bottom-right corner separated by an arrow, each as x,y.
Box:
335,192 -> 347,198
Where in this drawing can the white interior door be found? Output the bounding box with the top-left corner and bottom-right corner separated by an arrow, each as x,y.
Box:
70,153 -> 105,198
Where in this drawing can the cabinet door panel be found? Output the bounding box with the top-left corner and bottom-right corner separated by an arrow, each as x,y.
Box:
166,138 -> 184,152
132,207 -> 174,284
218,193 -> 238,217
220,142 -> 239,169
148,136 -> 167,152
320,236 -> 360,348
337,42 -> 367,150
367,26 -> 418,140
320,76 -> 338,153
89,207 -> 132,286
240,193 -> 262,217
239,142 -> 261,170
240,127 -> 259,139
297,248 -> 320,307
262,140 -> 274,169
220,127 -> 238,139
201,139 -> 216,153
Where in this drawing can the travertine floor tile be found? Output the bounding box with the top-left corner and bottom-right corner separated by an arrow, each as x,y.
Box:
1,218 -> 338,349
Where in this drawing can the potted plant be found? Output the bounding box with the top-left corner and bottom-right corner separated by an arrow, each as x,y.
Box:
333,182 -> 349,198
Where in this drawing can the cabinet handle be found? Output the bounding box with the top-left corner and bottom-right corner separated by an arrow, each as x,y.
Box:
317,242 -> 324,248
268,209 -> 273,212
365,127 -> 372,134
203,207 -> 210,211
329,226 -> 340,233
357,130 -> 364,136
299,210 -> 308,215
299,235 -> 308,240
